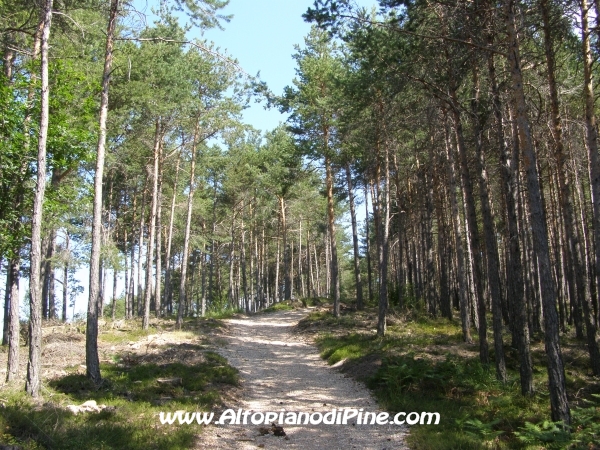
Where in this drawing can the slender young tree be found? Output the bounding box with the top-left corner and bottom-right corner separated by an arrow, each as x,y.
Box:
26,0 -> 53,397
87,0 -> 119,385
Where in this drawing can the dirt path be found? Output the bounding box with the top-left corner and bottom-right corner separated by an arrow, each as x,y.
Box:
197,308 -> 408,449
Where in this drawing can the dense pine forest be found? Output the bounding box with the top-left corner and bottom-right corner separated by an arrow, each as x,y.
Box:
2,0 -> 600,448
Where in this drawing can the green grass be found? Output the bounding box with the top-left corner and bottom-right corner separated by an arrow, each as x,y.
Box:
301,297 -> 331,307
303,308 -> 600,449
263,301 -> 295,313
203,308 -> 240,320
0,349 -> 238,449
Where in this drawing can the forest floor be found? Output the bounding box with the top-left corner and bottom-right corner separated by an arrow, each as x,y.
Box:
295,303 -> 600,450
0,307 -> 407,450
195,307 -> 408,449
3,302 -> 599,450
0,315 -> 241,449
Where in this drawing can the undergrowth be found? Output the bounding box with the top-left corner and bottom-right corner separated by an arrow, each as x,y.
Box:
305,307 -> 600,449
263,301 -> 295,313
0,322 -> 238,450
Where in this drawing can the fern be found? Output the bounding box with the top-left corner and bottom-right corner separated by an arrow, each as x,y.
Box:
515,421 -> 571,448
457,418 -> 504,442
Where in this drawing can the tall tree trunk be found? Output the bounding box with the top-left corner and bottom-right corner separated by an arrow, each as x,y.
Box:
472,64 -> 505,380
2,265 -> 8,346
6,259 -> 20,382
377,143 -> 391,336
143,119 -> 162,329
163,153 -> 180,315
325,155 -> 340,316
451,99 -> 489,364
62,260 -> 68,322
491,45 -> 533,393
87,0 -> 119,385
241,217 -> 249,312
504,0 -> 570,424
298,219 -> 304,298
582,0 -> 600,326
176,120 -> 200,326
154,153 -> 163,318
364,182 -> 373,302
111,234 -> 118,323
443,108 -> 472,343
208,181 -> 217,306
201,241 -> 207,316
275,205 -> 281,302
580,0 -> 600,375
26,0 -> 53,397
346,162 -> 364,309
228,212 -> 236,306
281,197 -> 291,301
431,142 -> 451,319
137,182 -> 148,317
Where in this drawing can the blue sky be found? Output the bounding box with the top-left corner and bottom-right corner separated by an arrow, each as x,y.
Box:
134,0 -> 378,133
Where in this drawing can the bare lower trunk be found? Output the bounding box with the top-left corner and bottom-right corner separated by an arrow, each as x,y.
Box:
143,119 -> 162,329
111,266 -> 118,320
275,208 -> 281,302
155,162 -> 163,318
241,218 -> 249,313
472,65 -> 505,380
87,0 -> 119,384
443,109 -> 472,343
281,197 -> 291,301
2,266 -> 8,346
6,259 -> 20,382
364,182 -> 373,302
62,262 -> 68,322
451,103 -> 488,364
377,145 -> 390,336
27,0 -> 53,397
177,119 -> 200,326
325,155 -> 340,316
346,163 -> 363,309
504,0 -> 570,423
163,154 -> 180,315
581,0 -> 600,375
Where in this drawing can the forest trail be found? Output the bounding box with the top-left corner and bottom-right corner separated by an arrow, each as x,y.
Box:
196,308 -> 408,449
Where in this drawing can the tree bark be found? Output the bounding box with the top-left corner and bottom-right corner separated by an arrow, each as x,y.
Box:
504,0 -> 570,424
282,197 -> 291,301
325,154 -> 340,316
443,108 -> 472,343
143,119 -> 162,329
346,162 -> 364,309
6,259 -> 20,382
2,265 -> 8,346
163,152 -> 180,315
155,151 -> 163,317
451,98 -> 489,364
86,0 -> 119,384
27,0 -> 53,397
471,64 -> 506,380
376,142 -> 390,336
580,0 -> 600,375
364,181 -> 373,302
176,119 -> 200,327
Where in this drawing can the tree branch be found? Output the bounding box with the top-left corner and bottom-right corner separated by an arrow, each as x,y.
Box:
116,36 -> 251,77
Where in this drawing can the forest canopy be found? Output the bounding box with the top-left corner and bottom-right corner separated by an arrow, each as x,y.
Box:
1,0 -> 600,440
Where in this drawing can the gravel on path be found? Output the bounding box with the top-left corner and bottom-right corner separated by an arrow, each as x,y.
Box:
196,308 -> 408,450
